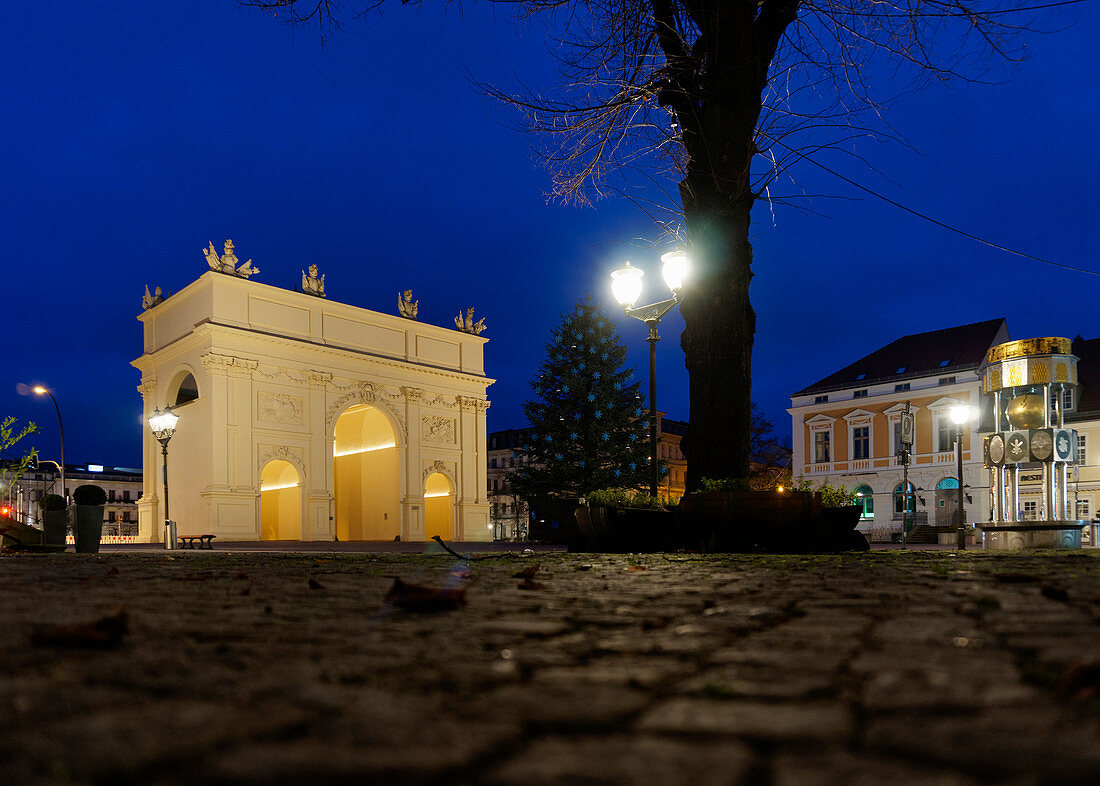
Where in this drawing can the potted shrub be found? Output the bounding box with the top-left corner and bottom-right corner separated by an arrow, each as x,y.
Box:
72,484 -> 107,554
40,493 -> 68,547
576,489 -> 677,552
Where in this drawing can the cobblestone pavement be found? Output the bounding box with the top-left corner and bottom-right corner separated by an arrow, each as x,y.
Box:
2,549 -> 1098,785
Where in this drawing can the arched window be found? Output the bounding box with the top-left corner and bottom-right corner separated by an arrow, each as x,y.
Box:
853,484 -> 874,519
936,478 -> 959,490
893,482 -> 916,514
173,373 -> 199,406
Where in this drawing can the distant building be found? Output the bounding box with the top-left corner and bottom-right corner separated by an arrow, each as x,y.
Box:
1066,336 -> 1100,541
789,318 -> 1008,542
487,413 -> 689,540
8,464 -> 142,539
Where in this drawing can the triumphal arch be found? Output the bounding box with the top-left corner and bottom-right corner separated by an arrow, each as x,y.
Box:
132,241 -> 493,542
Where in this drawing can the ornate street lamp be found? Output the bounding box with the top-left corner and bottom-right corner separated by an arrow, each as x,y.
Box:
610,250 -> 689,497
950,403 -> 972,550
32,385 -> 66,504
148,406 -> 180,549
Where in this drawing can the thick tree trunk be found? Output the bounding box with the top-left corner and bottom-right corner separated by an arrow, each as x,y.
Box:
678,190 -> 756,490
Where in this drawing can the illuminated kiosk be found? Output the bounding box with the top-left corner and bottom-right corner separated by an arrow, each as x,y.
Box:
979,337 -> 1084,549
133,253 -> 492,543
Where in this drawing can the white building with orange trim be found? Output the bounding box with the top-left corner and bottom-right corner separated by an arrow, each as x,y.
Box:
789,319 -> 1008,542
132,264 -> 492,543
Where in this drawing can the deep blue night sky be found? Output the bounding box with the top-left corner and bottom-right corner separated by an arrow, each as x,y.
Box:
2,2 -> 1097,469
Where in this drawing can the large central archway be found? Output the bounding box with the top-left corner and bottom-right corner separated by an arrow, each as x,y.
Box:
333,404 -> 400,540
260,459 -> 301,540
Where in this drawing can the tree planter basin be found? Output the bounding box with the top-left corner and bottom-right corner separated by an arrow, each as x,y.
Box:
575,505 -> 677,552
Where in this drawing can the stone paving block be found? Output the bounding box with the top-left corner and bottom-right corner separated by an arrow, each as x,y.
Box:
636,698 -> 854,742
771,750 -> 981,786
863,708 -> 1100,782
484,733 -> 754,785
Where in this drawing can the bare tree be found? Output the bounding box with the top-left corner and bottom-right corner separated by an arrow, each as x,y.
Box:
241,0 -> 1041,487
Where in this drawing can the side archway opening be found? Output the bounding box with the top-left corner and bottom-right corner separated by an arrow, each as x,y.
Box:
424,472 -> 453,541
260,460 -> 301,540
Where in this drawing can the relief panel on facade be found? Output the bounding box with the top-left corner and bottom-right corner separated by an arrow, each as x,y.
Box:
422,415 -> 456,445
257,391 -> 305,425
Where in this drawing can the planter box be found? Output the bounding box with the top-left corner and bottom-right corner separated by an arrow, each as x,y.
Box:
575,505 -> 677,552
74,505 -> 104,554
681,490 -> 820,552
43,509 -> 68,547
680,492 -> 865,553
528,498 -> 584,545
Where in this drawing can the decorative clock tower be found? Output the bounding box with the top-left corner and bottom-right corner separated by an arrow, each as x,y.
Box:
980,337 -> 1085,549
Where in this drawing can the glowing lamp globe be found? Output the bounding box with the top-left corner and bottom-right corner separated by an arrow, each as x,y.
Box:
660,250 -> 690,291
149,407 -> 179,441
610,262 -> 644,308
949,404 -> 971,426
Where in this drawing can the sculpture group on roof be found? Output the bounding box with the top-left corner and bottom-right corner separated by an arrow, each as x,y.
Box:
142,240 -> 485,335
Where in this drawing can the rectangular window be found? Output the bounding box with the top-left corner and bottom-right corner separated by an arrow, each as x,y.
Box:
938,376 -> 956,386
852,426 -> 870,460
937,416 -> 957,452
1077,500 -> 1091,520
1022,500 -> 1038,521
853,389 -> 868,399
109,489 -> 116,502
814,395 -> 828,404
1051,387 -> 1073,414
490,458 -> 498,468
814,432 -> 830,463
1078,434 -> 1087,465
122,490 -> 131,502
895,383 -> 910,392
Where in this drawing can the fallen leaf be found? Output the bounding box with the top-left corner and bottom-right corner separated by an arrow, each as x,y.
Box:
107,566 -> 121,576
30,610 -> 129,649
512,564 -> 541,579
239,587 -> 251,596
1057,661 -> 1100,702
628,565 -> 647,572
517,577 -> 545,591
384,578 -> 467,612
234,572 -> 249,581
308,578 -> 324,590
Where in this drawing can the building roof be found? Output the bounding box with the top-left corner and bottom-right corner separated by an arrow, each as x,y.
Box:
793,318 -> 1008,396
1071,336 -> 1100,416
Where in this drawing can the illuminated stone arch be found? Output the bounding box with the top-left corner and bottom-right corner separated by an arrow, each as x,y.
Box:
423,463 -> 455,541
164,365 -> 200,407
331,399 -> 402,541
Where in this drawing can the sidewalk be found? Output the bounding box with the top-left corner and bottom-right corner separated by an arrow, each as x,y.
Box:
2,549 -> 1097,784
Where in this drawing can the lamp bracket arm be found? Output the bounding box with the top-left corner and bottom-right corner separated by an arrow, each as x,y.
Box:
624,296 -> 679,325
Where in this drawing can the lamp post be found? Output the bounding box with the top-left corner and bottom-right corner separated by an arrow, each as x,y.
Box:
610,250 -> 689,497
32,386 -> 66,504
950,403 -> 972,550
148,406 -> 179,548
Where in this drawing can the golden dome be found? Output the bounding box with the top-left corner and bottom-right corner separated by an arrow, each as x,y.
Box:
1006,394 -> 1045,430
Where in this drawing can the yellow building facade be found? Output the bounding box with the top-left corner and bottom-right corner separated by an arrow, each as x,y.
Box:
133,267 -> 492,543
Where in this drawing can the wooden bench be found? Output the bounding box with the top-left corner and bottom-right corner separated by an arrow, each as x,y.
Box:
178,534 -> 216,550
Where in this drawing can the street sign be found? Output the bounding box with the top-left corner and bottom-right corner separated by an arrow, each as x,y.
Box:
900,411 -> 915,446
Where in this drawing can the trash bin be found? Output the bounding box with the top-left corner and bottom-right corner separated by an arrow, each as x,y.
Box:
164,520 -> 177,550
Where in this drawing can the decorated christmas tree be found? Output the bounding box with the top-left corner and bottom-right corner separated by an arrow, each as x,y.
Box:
509,297 -> 654,501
